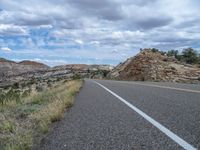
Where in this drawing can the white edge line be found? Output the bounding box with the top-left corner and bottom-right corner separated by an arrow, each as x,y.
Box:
94,81 -> 197,150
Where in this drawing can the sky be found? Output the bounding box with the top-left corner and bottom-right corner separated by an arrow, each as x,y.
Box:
0,0 -> 200,66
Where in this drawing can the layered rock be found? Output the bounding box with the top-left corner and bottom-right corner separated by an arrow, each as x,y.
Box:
0,58 -> 48,78
0,58 -> 113,86
109,49 -> 200,83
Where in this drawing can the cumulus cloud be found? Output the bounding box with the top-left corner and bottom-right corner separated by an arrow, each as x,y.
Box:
0,24 -> 28,36
75,39 -> 84,45
0,0 -> 200,65
1,47 -> 12,51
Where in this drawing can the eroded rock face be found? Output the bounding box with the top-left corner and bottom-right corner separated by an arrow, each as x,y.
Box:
0,58 -> 113,86
108,49 -> 200,83
0,58 -> 49,77
0,58 -> 50,85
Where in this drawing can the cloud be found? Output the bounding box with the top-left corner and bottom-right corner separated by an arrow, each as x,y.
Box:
111,49 -> 119,54
67,0 -> 124,21
134,16 -> 173,30
1,47 -> 12,51
0,0 -> 200,65
75,39 -> 84,45
0,24 -> 28,36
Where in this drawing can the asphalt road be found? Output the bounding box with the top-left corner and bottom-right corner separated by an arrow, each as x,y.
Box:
37,79 -> 200,150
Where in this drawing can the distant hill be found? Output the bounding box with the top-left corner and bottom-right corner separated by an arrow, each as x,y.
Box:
18,60 -> 49,69
0,57 -> 113,86
0,58 -> 49,79
0,58 -> 16,63
108,49 -> 200,83
53,64 -> 113,71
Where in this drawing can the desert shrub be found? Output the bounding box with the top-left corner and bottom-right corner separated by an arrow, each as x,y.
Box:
182,48 -> 199,64
103,70 -> 110,78
0,88 -> 22,105
21,89 -> 31,98
160,51 -> 166,55
36,85 -> 44,92
0,92 -> 6,105
151,48 -> 159,53
12,82 -> 20,89
6,89 -> 21,103
165,48 -> 200,64
72,73 -> 82,80
167,50 -> 179,58
0,120 -> 15,133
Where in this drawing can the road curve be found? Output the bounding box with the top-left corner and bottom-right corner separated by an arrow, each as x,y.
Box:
36,79 -> 200,150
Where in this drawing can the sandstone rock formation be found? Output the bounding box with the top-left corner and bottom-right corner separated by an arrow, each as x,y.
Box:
0,58 -> 49,78
0,58 -> 113,86
108,49 -> 200,83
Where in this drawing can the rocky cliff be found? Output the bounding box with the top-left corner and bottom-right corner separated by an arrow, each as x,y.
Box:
108,49 -> 200,83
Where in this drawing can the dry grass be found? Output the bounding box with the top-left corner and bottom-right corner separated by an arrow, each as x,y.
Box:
0,80 -> 83,150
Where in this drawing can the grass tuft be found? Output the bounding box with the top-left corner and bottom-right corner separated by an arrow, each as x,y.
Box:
0,80 -> 83,150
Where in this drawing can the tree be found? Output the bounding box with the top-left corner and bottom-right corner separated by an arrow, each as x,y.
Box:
167,50 -> 179,58
182,48 -> 199,64
151,48 -> 159,53
198,54 -> 200,64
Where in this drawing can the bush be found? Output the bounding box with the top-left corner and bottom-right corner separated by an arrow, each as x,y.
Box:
0,88 -> 22,105
167,50 -> 179,58
151,48 -> 159,53
182,48 -> 199,64
12,82 -> 20,89
165,48 -> 200,64
0,92 -> 6,105
72,73 -> 82,80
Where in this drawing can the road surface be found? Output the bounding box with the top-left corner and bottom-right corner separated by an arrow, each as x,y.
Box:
37,79 -> 200,150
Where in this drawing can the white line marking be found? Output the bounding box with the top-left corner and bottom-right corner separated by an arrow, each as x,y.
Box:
115,81 -> 200,94
94,81 -> 197,150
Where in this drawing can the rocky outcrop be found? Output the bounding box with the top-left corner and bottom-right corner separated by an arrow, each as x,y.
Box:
108,49 -> 200,83
0,58 -> 49,77
53,64 -> 113,71
0,58 -> 113,86
0,58 -> 50,86
19,60 -> 49,69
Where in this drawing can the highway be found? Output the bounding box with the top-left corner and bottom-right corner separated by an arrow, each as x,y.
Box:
38,79 -> 200,150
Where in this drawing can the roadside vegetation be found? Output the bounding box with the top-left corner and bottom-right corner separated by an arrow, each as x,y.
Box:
0,80 -> 82,150
149,47 -> 200,65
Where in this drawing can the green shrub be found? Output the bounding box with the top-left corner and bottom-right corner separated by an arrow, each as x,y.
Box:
0,121 -> 15,133
151,48 -> 159,53
72,73 -> 82,80
167,50 -> 179,58
0,92 -> 6,105
182,48 -> 199,64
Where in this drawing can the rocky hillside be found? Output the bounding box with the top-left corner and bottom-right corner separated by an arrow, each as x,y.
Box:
19,60 -> 49,69
0,58 -> 113,86
0,58 -> 49,77
53,64 -> 113,71
108,49 -> 200,83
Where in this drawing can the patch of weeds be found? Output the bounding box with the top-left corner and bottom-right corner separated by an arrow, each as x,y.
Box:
0,80 -> 83,150
21,89 -> 31,98
0,88 -> 22,105
5,131 -> 33,150
30,92 -> 53,105
38,120 -> 50,134
17,104 -> 41,119
0,121 -> 15,133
